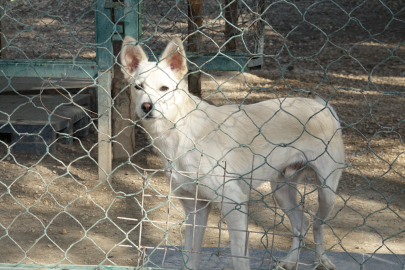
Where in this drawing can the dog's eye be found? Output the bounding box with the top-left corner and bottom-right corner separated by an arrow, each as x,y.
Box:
160,86 -> 169,91
135,83 -> 143,90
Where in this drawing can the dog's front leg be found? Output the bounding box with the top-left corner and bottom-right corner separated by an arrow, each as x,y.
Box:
180,198 -> 212,270
221,198 -> 251,270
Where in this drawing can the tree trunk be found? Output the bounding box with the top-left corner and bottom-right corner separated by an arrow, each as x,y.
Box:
187,0 -> 203,98
224,0 -> 239,52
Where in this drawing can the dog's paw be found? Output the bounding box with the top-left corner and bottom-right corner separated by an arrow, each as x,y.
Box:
316,254 -> 335,270
273,260 -> 296,270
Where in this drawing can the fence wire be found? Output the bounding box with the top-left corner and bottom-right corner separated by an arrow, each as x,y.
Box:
0,0 -> 404,270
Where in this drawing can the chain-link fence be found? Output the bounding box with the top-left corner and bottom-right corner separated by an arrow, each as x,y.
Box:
0,0 -> 404,269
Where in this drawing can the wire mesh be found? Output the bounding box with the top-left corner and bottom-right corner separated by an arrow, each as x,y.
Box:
3,0 -> 95,60
0,0 -> 404,270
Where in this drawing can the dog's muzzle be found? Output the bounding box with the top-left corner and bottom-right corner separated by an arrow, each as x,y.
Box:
141,102 -> 154,118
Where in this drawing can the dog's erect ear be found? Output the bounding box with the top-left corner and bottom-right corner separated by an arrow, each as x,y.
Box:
120,36 -> 148,80
160,38 -> 188,79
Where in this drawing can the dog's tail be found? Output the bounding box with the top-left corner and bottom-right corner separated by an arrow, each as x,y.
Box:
315,96 -> 342,137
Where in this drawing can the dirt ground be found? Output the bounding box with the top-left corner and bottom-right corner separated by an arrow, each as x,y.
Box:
1,0 -> 405,269
1,65 -> 404,267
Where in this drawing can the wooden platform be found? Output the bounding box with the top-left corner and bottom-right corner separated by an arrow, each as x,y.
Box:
0,94 -> 90,155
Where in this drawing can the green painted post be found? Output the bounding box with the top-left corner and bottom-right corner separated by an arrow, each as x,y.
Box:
95,0 -> 114,70
124,0 -> 141,40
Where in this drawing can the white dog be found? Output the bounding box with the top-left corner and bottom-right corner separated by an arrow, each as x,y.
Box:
120,36 -> 344,270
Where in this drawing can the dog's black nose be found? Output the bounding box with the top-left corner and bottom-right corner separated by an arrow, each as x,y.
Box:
141,102 -> 152,114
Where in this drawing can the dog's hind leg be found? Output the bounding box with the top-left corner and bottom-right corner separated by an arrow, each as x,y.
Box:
312,166 -> 341,270
271,171 -> 309,270
180,198 -> 212,270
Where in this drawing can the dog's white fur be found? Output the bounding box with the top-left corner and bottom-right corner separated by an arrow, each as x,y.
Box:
121,36 -> 345,270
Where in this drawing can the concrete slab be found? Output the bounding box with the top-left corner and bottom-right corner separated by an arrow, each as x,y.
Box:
363,253 -> 405,270
144,247 -> 404,270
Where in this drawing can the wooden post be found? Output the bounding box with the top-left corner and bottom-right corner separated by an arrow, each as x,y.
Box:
111,41 -> 135,159
110,0 -> 140,159
95,0 -> 114,181
96,0 -> 140,161
224,0 -> 239,52
98,70 -> 112,182
187,0 -> 203,98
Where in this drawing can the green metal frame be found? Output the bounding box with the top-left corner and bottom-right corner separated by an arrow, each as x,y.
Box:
0,0 -> 142,79
0,60 -> 100,78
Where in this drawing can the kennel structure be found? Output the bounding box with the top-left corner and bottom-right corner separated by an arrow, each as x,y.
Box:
0,0 -> 262,180
0,0 -> 404,270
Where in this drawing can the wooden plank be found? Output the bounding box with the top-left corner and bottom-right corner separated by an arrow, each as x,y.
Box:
0,95 -> 90,155
0,60 -> 99,78
97,70 -> 112,182
0,77 -> 93,92
0,95 -> 89,129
